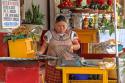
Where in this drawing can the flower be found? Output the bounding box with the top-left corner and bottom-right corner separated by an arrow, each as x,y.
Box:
58,0 -> 74,8
86,0 -> 91,5
97,0 -> 105,5
107,0 -> 112,6
93,0 -> 98,3
76,0 -> 83,7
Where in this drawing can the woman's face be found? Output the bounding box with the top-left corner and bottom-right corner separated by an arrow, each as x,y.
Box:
55,21 -> 67,33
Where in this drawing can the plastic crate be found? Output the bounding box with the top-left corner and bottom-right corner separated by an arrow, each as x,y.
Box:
8,38 -> 35,58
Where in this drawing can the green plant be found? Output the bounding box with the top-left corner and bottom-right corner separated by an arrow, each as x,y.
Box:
3,26 -> 37,42
25,2 -> 44,25
100,16 -> 114,35
123,19 -> 125,27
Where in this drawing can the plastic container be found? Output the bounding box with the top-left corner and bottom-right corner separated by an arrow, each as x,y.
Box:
72,74 -> 89,80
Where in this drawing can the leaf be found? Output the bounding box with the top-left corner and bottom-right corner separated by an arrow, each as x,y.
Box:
3,36 -> 11,43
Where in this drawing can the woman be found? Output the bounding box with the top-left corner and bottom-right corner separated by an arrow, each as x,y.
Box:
39,15 -> 80,83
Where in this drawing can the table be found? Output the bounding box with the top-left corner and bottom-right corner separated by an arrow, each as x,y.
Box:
0,56 -> 57,82
57,67 -> 109,83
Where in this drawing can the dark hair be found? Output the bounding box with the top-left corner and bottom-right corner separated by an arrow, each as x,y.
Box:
56,15 -> 67,23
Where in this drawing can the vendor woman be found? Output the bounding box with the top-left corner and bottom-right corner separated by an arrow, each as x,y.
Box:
39,15 -> 80,83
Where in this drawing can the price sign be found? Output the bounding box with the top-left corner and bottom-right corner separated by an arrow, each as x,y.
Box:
2,0 -> 20,28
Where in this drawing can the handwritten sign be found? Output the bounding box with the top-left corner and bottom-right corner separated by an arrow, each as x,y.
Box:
2,0 -> 20,28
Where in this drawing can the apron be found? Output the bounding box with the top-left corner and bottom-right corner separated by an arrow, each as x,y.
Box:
45,30 -> 73,83
47,30 -> 74,66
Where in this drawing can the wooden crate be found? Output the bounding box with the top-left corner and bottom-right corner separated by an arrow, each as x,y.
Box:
8,38 -> 35,58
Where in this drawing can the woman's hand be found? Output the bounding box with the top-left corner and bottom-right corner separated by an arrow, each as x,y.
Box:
36,51 -> 46,57
68,45 -> 74,53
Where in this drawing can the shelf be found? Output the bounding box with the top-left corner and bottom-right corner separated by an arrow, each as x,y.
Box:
73,29 -> 99,43
70,8 -> 113,14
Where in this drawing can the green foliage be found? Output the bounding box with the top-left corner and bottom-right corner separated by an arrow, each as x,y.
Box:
100,16 -> 114,36
89,1 -> 99,10
4,34 -> 26,42
123,19 -> 125,27
3,33 -> 37,43
25,2 -> 44,25
25,9 -> 32,24
101,4 -> 109,10
3,25 -> 38,42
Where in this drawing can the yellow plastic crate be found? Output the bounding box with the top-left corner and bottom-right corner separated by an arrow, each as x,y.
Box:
8,38 -> 35,58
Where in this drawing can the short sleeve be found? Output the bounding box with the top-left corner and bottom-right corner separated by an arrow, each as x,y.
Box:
71,31 -> 79,41
43,31 -> 52,43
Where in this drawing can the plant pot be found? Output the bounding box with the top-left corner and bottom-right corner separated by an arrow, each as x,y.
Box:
22,24 -> 43,29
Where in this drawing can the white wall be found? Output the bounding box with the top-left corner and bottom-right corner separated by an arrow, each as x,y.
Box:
50,0 -> 55,29
24,0 -> 48,29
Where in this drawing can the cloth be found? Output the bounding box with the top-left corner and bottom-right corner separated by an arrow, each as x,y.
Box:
45,64 -> 62,83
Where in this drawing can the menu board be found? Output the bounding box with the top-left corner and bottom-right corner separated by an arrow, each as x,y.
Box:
2,0 -> 20,28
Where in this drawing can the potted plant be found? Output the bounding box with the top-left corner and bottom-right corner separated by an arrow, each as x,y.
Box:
23,2 -> 44,30
3,25 -> 37,58
23,2 -> 45,43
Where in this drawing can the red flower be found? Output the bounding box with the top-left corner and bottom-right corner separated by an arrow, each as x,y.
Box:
97,0 -> 105,5
107,0 -> 112,6
93,0 -> 98,3
86,0 -> 91,5
76,0 -> 83,6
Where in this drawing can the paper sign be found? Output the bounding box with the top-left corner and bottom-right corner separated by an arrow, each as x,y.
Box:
2,0 -> 20,28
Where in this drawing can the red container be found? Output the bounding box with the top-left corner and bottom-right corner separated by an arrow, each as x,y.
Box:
0,32 -> 9,57
5,66 -> 40,83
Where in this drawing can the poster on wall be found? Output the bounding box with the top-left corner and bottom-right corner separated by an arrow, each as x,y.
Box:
1,0 -> 20,28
